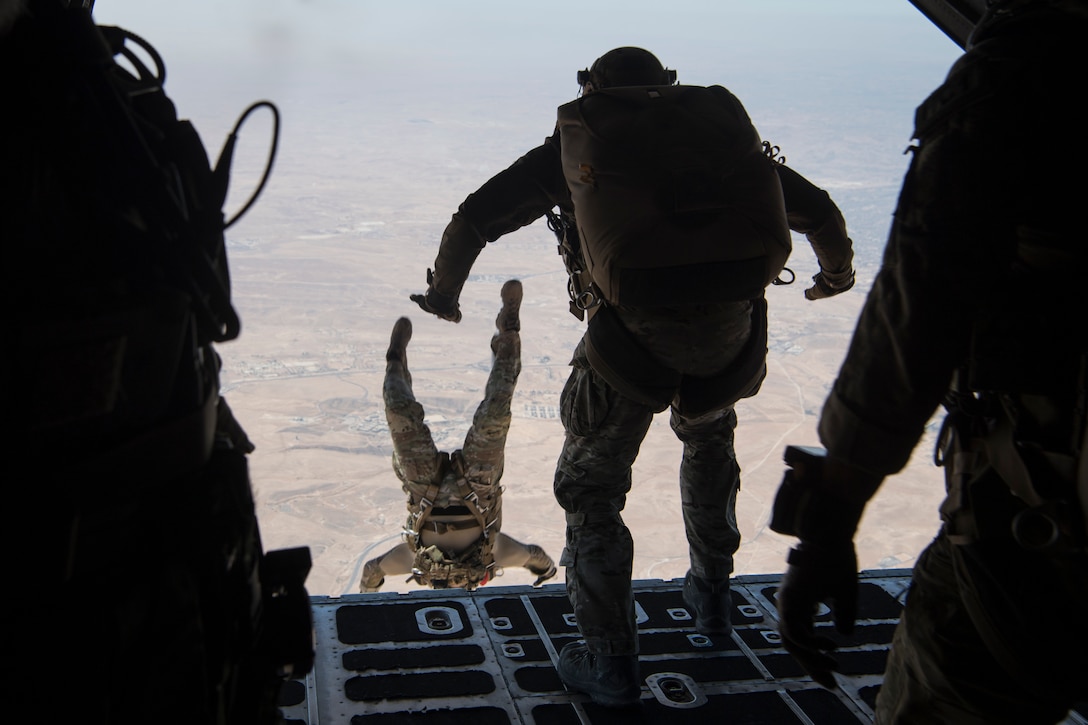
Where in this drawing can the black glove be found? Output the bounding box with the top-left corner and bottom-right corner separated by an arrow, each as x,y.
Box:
805,267 -> 855,300
770,445 -> 882,688
409,268 -> 462,322
777,542 -> 858,689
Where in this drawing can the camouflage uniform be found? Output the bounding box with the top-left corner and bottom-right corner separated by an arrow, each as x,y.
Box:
554,336 -> 752,653
424,126 -> 854,654
812,2 -> 1088,720
384,326 -> 518,513
362,320 -> 556,590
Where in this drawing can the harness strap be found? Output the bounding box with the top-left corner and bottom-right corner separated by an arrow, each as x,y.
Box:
547,208 -> 601,321
983,407 -> 1045,509
938,389 -> 1087,550
942,447 -> 986,546
404,467 -> 499,551
412,481 -> 441,518
452,479 -> 494,537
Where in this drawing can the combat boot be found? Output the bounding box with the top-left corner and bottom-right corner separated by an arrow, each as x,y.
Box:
495,279 -> 522,333
556,641 -> 640,707
682,571 -> 733,636
387,317 -> 412,364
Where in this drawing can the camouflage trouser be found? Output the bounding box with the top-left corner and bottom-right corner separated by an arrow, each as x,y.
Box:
553,338 -> 742,656
384,328 -> 521,492
877,531 -> 1088,725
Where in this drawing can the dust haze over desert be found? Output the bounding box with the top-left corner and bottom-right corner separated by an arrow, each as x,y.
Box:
94,1 -> 963,596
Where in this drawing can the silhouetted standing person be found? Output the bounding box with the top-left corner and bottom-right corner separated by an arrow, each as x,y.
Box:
771,2 -> 1088,722
412,47 -> 856,706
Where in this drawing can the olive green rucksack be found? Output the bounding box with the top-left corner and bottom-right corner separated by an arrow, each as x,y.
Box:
556,84 -> 791,309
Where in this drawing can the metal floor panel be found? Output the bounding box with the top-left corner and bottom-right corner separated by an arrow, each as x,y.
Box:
279,570 -> 1088,725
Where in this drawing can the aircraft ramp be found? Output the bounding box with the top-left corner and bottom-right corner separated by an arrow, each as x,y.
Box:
279,570 -> 1088,724
275,569 -> 1082,724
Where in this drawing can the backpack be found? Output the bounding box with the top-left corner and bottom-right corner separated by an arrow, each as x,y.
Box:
556,84 -> 791,308
401,452 -> 500,591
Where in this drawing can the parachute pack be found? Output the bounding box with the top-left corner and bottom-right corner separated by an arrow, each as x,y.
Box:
401,452 -> 501,591
556,84 -> 791,309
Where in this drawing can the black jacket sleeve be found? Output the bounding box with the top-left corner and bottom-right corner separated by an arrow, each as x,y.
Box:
776,164 -> 854,275
430,133 -> 571,300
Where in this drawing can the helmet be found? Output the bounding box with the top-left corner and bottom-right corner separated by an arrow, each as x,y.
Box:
577,47 -> 677,92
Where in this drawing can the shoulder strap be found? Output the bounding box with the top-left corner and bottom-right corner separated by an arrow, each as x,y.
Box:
403,452 -> 500,552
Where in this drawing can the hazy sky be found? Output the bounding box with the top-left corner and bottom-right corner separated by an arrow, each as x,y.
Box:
88,1 -> 962,234
89,1 -> 961,142
89,0 -> 964,268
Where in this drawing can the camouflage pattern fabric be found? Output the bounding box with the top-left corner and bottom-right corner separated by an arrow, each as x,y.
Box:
554,339 -> 744,655
384,328 -> 521,543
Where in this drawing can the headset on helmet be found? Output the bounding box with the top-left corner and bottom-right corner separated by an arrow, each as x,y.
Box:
577,47 -> 677,92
